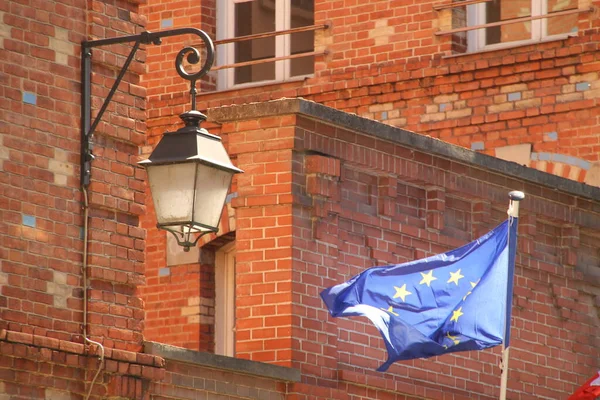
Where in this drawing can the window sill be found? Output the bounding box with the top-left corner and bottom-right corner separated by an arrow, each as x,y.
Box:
214,75 -> 312,93
443,33 -> 577,59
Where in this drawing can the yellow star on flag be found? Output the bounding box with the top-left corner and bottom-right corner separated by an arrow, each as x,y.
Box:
380,306 -> 399,316
393,284 -> 412,302
419,270 -> 437,287
450,307 -> 464,322
463,279 -> 481,300
447,269 -> 464,286
446,332 -> 460,345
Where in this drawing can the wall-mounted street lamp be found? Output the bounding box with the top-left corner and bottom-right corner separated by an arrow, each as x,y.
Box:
81,28 -> 242,251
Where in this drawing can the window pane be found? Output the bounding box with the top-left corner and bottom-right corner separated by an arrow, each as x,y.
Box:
546,0 -> 578,36
290,0 -> 314,77
486,0 -> 531,45
234,1 -> 276,85
451,6 -> 467,54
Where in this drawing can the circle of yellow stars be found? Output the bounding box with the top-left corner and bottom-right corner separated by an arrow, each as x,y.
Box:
389,269 -> 482,308
390,269 -> 469,305
381,269 -> 482,348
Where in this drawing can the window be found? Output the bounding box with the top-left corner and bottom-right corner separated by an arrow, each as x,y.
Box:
216,0 -> 315,90
466,0 -> 578,52
215,242 -> 236,356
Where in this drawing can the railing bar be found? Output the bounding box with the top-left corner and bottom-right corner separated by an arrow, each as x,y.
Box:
212,51 -> 326,71
433,0 -> 492,11
435,8 -> 590,36
213,24 -> 329,46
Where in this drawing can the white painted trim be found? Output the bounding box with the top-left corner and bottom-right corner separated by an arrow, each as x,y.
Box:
532,0 -> 543,42
215,241 -> 235,357
279,0 -> 289,81
217,0 -> 310,90
466,4 -> 482,53
541,0 -> 549,36
216,0 -> 230,91
467,0 -> 572,52
444,32 -> 576,58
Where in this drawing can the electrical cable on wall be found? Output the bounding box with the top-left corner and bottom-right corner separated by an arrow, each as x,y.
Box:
82,187 -> 105,400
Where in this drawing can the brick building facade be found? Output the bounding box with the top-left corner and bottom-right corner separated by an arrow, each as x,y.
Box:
142,0 -> 600,186
0,0 -> 599,399
140,99 -> 600,399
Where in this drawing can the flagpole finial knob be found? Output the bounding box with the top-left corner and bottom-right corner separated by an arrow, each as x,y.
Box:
508,191 -> 525,201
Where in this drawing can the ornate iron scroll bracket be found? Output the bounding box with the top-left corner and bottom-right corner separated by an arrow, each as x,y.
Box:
80,28 -> 215,187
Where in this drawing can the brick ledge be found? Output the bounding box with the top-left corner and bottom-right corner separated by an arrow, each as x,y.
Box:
0,329 -> 165,380
144,341 -> 301,382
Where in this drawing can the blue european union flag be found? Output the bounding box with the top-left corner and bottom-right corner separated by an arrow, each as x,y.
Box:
321,219 -> 518,372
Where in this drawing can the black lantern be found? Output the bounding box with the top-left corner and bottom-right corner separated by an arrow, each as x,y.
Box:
139,110 -> 242,250
81,28 -> 242,251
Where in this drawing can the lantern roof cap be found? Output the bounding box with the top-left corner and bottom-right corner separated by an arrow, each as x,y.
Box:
139,111 -> 243,174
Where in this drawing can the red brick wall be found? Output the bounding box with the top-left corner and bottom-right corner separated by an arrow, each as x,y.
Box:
0,329 -> 165,399
206,99 -> 600,399
138,0 -> 600,340
0,329 -> 296,400
142,0 -> 600,182
136,0 -> 600,396
141,232 -> 237,351
78,0 -> 149,352
224,115 -> 297,365
139,0 -> 216,142
0,0 -> 148,351
0,0 -> 167,397
1,0 -> 87,342
141,257 -> 216,352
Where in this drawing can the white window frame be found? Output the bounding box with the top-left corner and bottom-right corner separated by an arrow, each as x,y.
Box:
216,0 -> 313,91
215,242 -> 235,357
466,0 -> 578,53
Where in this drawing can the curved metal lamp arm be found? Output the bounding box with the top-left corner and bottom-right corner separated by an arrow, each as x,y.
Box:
81,28 -> 215,187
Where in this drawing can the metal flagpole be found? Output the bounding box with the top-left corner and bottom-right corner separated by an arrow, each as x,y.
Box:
500,190 -> 525,400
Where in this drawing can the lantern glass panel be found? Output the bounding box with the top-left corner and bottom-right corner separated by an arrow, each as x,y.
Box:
146,162 -> 196,225
193,163 -> 234,229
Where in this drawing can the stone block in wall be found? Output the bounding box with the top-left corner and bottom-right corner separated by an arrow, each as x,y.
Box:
494,144 -> 532,167
166,234 -> 200,266
584,162 -> 600,187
